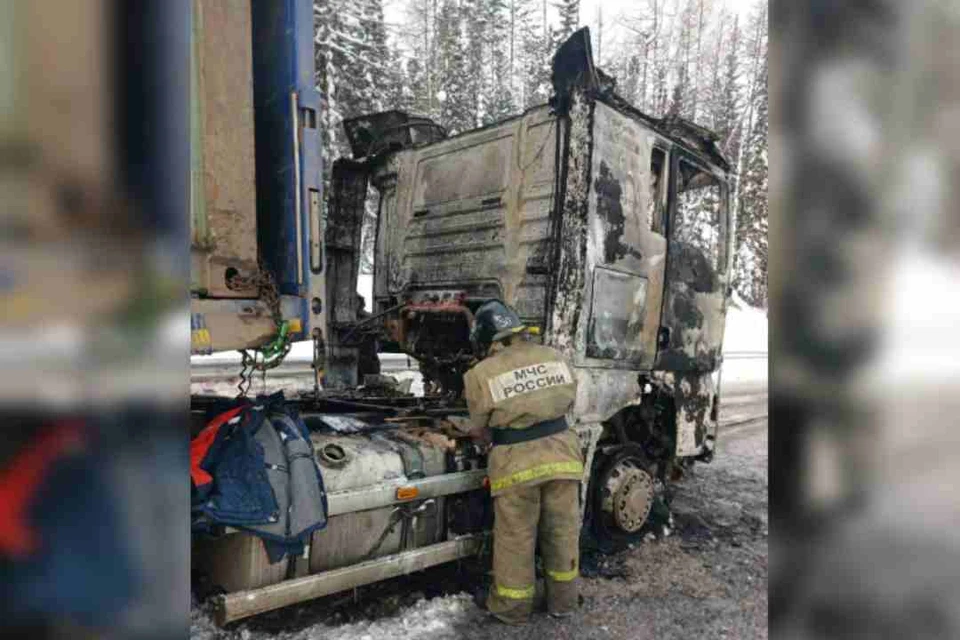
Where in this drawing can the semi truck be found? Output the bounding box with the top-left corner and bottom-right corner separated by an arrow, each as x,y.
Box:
190,0 -> 733,625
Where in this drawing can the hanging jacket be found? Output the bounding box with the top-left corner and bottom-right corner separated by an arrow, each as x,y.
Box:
1,421 -> 136,626
191,392 -> 328,562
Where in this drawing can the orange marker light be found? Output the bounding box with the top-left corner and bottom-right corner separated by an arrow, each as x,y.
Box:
482,476 -> 490,489
396,486 -> 419,501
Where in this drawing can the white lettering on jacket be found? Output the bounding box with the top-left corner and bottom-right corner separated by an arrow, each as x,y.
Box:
487,361 -> 573,404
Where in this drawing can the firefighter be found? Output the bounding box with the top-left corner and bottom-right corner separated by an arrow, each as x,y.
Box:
463,299 -> 583,625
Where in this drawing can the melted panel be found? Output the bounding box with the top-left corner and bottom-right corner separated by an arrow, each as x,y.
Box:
582,102 -> 667,368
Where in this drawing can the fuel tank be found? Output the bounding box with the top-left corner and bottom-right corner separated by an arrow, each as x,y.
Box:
307,424 -> 450,573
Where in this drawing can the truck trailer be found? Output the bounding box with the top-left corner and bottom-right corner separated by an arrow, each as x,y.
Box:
190,0 -> 733,625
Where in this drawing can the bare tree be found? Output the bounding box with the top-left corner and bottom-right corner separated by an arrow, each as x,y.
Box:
619,0 -> 665,112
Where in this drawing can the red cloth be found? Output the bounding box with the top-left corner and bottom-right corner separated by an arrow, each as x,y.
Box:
190,406 -> 246,487
0,421 -> 85,558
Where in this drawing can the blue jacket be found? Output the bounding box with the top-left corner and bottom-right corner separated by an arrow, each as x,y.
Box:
192,392 -> 328,561
1,422 -> 136,627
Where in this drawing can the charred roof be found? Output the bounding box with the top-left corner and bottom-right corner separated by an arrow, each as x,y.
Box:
550,27 -> 731,173
341,27 -> 730,175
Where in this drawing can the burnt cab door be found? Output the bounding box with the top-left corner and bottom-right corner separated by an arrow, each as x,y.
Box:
580,102 -> 669,369
656,151 -> 730,372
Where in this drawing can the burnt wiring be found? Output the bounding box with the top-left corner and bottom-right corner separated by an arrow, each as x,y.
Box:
339,302 -> 407,346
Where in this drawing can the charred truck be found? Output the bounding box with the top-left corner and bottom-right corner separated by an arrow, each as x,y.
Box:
190,0 -> 733,626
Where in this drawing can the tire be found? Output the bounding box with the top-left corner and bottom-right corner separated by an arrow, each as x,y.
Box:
582,445 -> 668,554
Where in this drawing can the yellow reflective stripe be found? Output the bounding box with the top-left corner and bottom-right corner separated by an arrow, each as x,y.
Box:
490,461 -> 583,492
547,567 -> 578,582
496,583 -> 535,600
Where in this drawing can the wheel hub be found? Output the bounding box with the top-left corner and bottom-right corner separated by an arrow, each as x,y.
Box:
601,458 -> 655,534
614,469 -> 654,532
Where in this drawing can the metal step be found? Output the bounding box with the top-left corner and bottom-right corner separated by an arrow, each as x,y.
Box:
213,534 -> 484,625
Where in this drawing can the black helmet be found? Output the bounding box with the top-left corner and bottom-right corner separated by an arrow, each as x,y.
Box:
471,300 -> 526,351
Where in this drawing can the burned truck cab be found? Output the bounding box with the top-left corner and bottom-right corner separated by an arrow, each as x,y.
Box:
194,26 -> 734,624
326,29 -> 733,546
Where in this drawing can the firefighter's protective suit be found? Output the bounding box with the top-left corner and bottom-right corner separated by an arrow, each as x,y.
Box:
463,338 -> 583,624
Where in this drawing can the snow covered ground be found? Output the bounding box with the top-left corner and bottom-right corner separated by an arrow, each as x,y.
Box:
868,247 -> 960,382
719,293 -> 769,390
191,594 -> 482,640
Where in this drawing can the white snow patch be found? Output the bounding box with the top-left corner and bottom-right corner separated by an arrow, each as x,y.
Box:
192,340 -> 318,367
190,594 -> 480,640
723,292 -> 768,354
719,295 -> 768,388
357,273 -> 373,312
868,248 -> 960,382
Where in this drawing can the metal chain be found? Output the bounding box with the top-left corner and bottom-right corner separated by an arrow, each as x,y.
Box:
238,349 -> 254,398
312,327 -> 323,397
229,264 -> 292,397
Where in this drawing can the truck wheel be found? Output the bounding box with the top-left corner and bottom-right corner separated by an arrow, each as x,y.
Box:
585,445 -> 667,553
